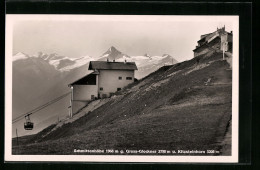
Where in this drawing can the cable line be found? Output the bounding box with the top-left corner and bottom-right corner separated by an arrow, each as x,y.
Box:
12,91 -> 71,124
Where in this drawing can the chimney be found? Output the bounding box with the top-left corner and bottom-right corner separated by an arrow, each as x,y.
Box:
107,58 -> 109,62
230,31 -> 233,34
124,59 -> 127,64
113,59 -> 115,62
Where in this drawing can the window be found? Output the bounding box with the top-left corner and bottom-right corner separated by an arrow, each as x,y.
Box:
118,76 -> 122,80
91,95 -> 95,100
117,88 -> 121,91
100,87 -> 103,91
126,77 -> 132,80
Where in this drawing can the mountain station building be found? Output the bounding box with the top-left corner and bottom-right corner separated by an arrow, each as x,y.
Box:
193,26 -> 233,57
68,60 -> 138,116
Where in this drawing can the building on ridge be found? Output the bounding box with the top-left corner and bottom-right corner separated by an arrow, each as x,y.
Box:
193,26 -> 233,57
68,60 -> 138,116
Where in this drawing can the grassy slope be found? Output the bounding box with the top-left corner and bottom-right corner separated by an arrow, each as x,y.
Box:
13,52 -> 232,155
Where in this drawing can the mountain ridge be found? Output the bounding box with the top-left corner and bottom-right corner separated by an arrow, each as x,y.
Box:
13,46 -> 177,73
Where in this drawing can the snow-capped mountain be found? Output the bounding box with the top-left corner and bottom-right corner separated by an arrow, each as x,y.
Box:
143,53 -> 151,58
57,56 -> 94,71
13,52 -> 30,61
104,49 -> 178,79
13,47 -> 177,76
13,52 -> 93,72
130,54 -> 177,79
35,52 -> 93,71
99,46 -> 130,61
98,47 -> 177,78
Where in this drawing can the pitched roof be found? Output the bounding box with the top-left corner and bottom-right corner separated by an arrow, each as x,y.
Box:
200,33 -> 212,39
88,61 -> 138,70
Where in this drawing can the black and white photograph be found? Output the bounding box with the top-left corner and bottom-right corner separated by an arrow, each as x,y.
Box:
5,15 -> 239,162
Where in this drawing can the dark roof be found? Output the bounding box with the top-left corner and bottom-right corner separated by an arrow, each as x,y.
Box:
200,33 -> 212,38
68,71 -> 99,86
198,32 -> 217,43
88,61 -> 138,70
198,37 -> 206,43
193,36 -> 220,52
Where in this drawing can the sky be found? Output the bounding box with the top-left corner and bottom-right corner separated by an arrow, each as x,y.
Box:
11,15 -> 237,62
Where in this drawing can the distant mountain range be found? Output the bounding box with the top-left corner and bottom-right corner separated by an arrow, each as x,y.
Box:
13,51 -> 93,72
12,46 -> 178,137
98,46 -> 177,78
13,46 -> 177,78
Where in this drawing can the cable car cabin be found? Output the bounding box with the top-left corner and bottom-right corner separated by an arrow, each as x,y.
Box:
24,114 -> 34,130
24,122 -> 34,130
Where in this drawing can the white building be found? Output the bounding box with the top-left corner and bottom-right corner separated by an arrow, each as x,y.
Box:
68,61 -> 138,116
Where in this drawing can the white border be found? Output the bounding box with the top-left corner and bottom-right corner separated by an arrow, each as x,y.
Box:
5,15 -> 239,163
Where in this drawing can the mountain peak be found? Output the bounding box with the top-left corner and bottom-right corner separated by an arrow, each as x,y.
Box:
109,46 -> 117,52
162,54 -> 172,57
13,52 -> 29,61
107,46 -> 122,55
15,52 -> 27,56
144,53 -> 151,58
100,46 -> 126,61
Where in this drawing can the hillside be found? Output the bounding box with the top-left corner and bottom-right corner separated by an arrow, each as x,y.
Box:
13,51 -> 232,155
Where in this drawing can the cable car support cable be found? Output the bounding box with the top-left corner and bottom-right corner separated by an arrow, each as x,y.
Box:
12,91 -> 71,124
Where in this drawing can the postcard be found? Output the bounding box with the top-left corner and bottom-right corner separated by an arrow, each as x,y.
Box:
5,15 -> 239,163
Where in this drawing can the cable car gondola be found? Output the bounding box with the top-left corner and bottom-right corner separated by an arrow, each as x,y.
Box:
24,113 -> 34,130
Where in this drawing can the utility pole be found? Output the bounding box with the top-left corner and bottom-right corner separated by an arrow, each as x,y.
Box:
223,47 -> 225,60
222,42 -> 227,60
16,128 -> 19,154
69,87 -> 73,117
16,128 -> 19,146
